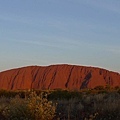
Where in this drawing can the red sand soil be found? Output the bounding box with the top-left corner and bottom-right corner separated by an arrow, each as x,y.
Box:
0,64 -> 120,90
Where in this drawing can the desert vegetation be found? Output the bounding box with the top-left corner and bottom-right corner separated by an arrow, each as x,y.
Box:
0,91 -> 56,120
0,86 -> 120,120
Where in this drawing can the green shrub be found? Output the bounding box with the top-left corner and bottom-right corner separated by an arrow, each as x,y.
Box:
0,90 -> 17,98
94,86 -> 104,90
48,90 -> 82,100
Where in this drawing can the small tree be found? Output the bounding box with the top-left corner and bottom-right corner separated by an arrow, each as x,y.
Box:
94,86 -> 104,90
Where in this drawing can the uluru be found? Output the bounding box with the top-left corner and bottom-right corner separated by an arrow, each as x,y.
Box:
0,64 -> 120,90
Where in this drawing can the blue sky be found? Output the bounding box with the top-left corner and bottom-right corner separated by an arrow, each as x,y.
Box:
0,0 -> 120,72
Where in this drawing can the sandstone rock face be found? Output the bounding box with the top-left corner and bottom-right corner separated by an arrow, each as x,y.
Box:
0,64 -> 120,90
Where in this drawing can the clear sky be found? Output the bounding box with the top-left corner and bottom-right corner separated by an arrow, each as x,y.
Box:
0,0 -> 120,72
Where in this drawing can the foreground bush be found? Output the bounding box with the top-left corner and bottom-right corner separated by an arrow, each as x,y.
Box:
0,92 -> 56,120
27,92 -> 56,120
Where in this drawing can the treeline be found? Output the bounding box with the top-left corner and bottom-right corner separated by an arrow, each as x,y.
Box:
0,85 -> 120,99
